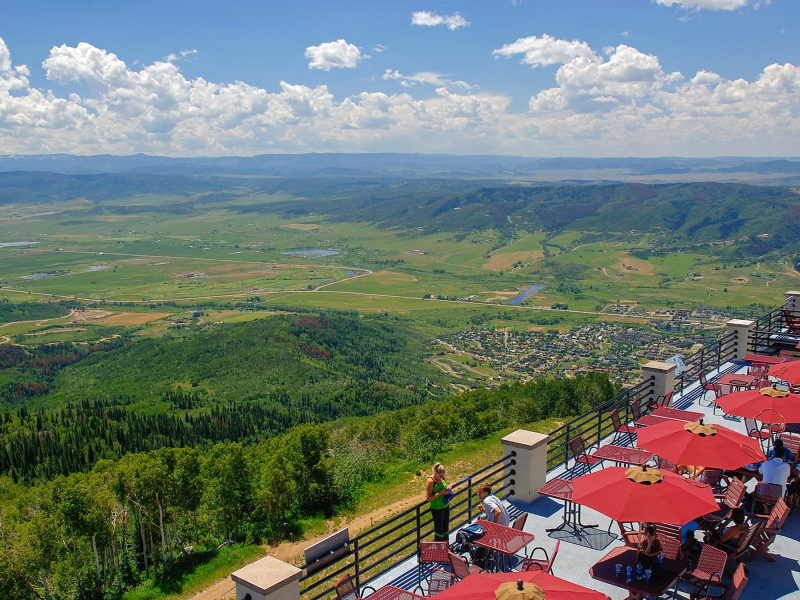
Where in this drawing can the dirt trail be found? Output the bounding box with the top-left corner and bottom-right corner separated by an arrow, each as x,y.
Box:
189,493 -> 425,600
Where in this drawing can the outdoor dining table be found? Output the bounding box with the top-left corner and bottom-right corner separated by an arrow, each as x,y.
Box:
589,546 -> 686,600
635,414 -> 672,427
590,445 -> 654,467
742,354 -> 788,365
367,585 -> 426,600
472,519 -> 535,572
538,478 -> 598,537
650,407 -> 704,422
716,373 -> 757,391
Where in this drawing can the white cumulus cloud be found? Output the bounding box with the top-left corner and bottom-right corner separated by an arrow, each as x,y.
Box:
0,37 -> 798,157
654,0 -> 762,10
493,34 -> 597,68
411,11 -> 470,30
304,39 -> 363,71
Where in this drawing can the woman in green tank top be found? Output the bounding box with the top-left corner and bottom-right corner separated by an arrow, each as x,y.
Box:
425,462 -> 451,541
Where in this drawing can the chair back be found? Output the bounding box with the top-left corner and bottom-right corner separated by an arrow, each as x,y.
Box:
724,477 -> 746,509
512,513 -> 528,531
610,408 -> 623,432
658,534 -> 681,561
782,308 -> 800,334
448,552 -> 471,580
696,468 -> 723,493
727,563 -> 748,600
630,400 -> 642,421
334,574 -> 359,600
766,498 -> 790,532
754,482 -> 783,506
657,456 -> 678,474
733,521 -> 763,560
778,350 -> 795,361
695,544 -> 727,582
698,369 -> 708,386
569,436 -> 587,461
428,568 -> 456,595
743,417 -> 762,438
420,541 -> 449,564
546,540 -> 560,573
660,390 -> 674,408
714,383 -> 734,397
778,433 -> 800,459
749,363 -> 769,378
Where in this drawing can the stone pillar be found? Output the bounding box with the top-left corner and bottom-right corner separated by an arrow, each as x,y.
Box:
501,430 -> 548,504
642,361 -> 676,405
726,319 -> 755,360
231,556 -> 301,600
786,291 -> 800,311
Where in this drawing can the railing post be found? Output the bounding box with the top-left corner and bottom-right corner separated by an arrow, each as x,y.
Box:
726,319 -> 754,359
564,425 -> 570,467
641,362 -> 675,406
597,406 -> 603,446
232,556 -> 301,600
786,291 -> 800,312
501,432 -> 545,504
467,476 -> 473,522
354,538 -> 361,591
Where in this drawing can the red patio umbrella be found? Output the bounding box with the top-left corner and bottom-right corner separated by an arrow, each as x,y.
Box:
636,419 -> 765,470
433,569 -> 609,600
572,466 -> 718,525
714,386 -> 800,423
770,361 -> 800,386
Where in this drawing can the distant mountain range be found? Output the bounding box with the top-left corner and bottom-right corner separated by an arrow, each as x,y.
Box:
1,153 -> 800,184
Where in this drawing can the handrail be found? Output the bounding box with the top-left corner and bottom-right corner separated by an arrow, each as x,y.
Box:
546,377 -> 655,470
298,452 -> 516,600
299,303 -> 799,599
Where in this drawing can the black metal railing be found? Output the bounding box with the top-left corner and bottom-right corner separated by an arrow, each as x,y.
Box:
675,330 -> 738,394
546,377 -> 655,471
750,307 -> 800,355
297,302 -> 799,599
298,452 -> 516,600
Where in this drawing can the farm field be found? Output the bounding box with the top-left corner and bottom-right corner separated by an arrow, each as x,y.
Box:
0,182 -> 797,349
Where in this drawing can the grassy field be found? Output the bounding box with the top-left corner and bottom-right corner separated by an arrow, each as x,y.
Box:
0,190 -> 795,347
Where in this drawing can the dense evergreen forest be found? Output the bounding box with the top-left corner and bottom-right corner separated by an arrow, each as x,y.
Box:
0,312 -> 452,480
0,372 -> 616,600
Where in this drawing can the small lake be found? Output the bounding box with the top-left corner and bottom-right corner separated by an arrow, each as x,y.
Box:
281,249 -> 340,258
0,241 -> 39,248
86,265 -> 109,272
342,270 -> 357,276
507,284 -> 546,305
22,272 -> 55,280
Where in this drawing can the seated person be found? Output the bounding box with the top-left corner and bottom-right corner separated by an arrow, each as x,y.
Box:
706,508 -> 748,547
767,439 -> 793,463
759,454 -> 792,497
640,525 -> 662,558
676,465 -> 706,479
476,482 -> 510,527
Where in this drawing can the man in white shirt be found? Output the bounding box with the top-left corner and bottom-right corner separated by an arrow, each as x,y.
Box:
759,455 -> 791,496
477,483 -> 510,527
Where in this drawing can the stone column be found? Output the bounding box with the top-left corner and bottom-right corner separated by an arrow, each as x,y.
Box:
786,291 -> 800,311
726,319 -> 755,360
501,430 -> 549,504
641,361 -> 676,405
231,556 -> 301,600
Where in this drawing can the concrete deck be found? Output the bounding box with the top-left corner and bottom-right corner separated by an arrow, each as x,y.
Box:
366,361 -> 800,599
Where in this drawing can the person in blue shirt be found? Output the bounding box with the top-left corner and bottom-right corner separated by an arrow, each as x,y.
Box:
767,438 -> 793,463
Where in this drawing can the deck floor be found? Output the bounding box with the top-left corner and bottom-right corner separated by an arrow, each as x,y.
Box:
366,362 -> 800,599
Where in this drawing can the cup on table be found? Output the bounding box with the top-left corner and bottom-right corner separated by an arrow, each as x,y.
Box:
615,564 -> 622,577
644,569 -> 652,583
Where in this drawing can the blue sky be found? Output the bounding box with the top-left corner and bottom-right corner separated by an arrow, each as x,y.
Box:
1,0 -> 798,157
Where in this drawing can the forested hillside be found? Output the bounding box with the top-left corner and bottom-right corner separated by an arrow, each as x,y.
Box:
0,372 -> 616,600
0,312 -> 450,481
